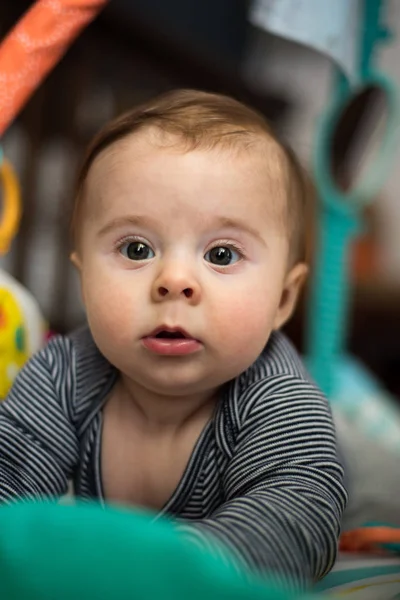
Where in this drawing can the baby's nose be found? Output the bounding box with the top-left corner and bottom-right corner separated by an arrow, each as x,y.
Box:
151,264 -> 201,304
157,286 -> 195,299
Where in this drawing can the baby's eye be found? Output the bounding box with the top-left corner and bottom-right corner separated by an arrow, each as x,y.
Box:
120,241 -> 155,261
204,246 -> 241,266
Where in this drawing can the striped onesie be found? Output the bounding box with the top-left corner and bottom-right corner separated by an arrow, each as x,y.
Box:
0,326 -> 347,588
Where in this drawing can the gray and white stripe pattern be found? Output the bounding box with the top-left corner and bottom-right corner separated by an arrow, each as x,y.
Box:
0,326 -> 347,588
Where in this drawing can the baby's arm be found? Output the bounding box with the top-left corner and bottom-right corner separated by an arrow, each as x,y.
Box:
0,338 -> 79,502
178,376 -> 347,589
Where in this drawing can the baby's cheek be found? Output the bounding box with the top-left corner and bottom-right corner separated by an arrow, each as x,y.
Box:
83,274 -> 133,338
212,290 -> 273,351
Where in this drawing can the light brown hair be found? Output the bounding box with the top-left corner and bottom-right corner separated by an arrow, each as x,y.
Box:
71,89 -> 312,264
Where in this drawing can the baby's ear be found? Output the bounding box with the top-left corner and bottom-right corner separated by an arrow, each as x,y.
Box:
70,251 -> 82,271
273,262 -> 308,330
70,251 -> 86,306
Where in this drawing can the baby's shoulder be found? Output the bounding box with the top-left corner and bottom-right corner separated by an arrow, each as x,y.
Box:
40,326 -> 116,420
237,330 -> 309,391
43,326 -> 106,372
220,332 -> 332,449
231,331 -> 329,413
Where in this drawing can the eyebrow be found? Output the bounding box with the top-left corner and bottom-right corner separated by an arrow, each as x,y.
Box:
97,215 -> 157,237
97,214 -> 267,244
212,217 -> 267,245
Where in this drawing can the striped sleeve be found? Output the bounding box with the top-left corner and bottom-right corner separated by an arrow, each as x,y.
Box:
0,338 -> 79,503
178,375 -> 347,589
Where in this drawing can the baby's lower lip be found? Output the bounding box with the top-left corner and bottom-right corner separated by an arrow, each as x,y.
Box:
142,336 -> 202,356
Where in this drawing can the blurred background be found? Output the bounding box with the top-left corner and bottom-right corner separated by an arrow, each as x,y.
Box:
0,0 -> 399,397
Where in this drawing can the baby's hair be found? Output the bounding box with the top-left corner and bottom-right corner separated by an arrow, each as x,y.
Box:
72,89 -> 313,264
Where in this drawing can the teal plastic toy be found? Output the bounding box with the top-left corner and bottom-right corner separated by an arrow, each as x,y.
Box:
306,0 -> 400,398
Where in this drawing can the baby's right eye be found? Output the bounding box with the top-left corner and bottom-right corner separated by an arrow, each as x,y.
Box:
119,241 -> 155,261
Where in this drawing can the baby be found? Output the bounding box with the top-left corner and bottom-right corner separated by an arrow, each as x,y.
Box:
0,90 -> 346,588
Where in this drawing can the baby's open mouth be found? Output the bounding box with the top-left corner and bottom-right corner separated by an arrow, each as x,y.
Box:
155,331 -> 187,339
142,327 -> 202,355
147,326 -> 193,340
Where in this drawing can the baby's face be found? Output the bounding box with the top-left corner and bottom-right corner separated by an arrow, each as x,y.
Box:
74,134 -> 304,397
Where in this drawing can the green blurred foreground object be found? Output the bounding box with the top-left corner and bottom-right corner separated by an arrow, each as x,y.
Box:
0,502 -> 321,600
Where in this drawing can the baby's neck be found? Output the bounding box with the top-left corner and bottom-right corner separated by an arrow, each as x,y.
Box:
116,376 -> 219,433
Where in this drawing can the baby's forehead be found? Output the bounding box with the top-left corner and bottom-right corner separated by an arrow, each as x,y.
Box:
83,130 -> 289,225
87,128 -> 287,186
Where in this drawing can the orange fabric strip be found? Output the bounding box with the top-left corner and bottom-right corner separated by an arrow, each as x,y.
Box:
0,0 -> 109,136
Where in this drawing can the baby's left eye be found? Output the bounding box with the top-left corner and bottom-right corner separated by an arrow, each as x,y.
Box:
119,241 -> 155,261
204,246 -> 241,266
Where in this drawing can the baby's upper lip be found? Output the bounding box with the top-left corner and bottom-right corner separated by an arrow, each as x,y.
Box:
146,325 -> 197,340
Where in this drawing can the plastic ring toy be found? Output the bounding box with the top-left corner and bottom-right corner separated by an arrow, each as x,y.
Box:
0,156 -> 21,254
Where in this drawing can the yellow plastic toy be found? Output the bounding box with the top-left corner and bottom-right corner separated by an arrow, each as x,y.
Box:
0,285 -> 27,398
0,150 -> 47,400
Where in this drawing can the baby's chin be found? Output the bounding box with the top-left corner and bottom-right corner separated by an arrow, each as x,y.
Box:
125,372 -> 222,400
115,360 -> 229,401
